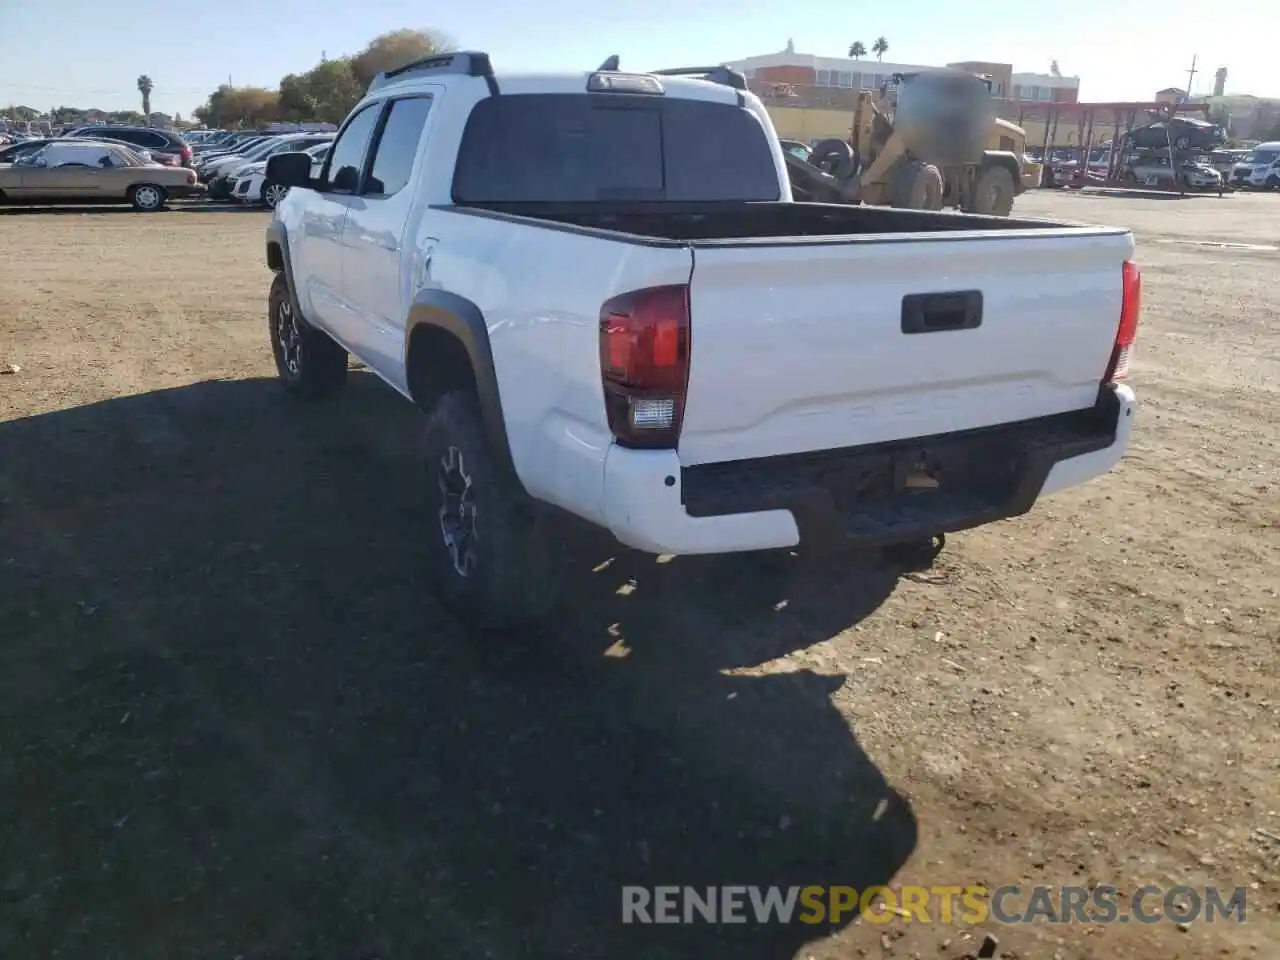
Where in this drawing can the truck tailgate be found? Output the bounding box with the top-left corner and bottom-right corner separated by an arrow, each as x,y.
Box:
679,229 -> 1134,466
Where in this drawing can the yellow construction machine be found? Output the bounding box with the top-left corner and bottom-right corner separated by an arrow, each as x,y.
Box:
786,69 -> 1039,216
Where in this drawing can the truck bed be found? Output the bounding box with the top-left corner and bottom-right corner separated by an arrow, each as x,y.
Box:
449,200 -> 1109,244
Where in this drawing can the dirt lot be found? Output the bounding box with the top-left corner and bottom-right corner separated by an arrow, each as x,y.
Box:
0,193 -> 1276,960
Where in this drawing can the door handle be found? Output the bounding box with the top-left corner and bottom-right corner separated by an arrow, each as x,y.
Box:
901,290 -> 983,334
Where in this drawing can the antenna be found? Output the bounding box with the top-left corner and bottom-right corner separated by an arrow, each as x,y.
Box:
598,55 -> 620,71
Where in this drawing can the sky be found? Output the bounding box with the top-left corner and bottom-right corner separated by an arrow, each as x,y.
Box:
1,0 -> 1276,116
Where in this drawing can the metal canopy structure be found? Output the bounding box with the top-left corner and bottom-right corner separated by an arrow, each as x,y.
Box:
1000,98 -> 1220,193
998,98 -> 1211,156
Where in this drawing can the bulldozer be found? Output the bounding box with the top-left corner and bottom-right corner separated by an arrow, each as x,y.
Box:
785,69 -> 1039,216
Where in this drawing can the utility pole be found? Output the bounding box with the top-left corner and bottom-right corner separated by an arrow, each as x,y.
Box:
1184,55 -> 1198,99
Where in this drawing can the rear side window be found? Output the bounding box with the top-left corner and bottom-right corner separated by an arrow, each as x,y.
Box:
452,94 -> 781,203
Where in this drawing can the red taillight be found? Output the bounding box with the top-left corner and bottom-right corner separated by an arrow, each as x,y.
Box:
1105,260 -> 1142,384
599,284 -> 691,449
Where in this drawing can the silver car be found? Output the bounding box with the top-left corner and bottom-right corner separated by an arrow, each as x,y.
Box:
1126,156 -> 1221,188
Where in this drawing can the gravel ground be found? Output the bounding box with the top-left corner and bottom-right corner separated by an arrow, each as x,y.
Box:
0,192 -> 1276,960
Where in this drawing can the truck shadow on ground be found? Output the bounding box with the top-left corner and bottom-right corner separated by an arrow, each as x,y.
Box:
0,373 -> 918,959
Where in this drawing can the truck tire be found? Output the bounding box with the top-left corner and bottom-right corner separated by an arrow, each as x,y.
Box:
422,390 -> 562,630
268,273 -> 348,399
892,160 -> 945,210
969,164 -> 1016,216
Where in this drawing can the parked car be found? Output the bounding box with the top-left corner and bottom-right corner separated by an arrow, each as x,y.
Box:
1125,117 -> 1225,151
1207,149 -> 1247,176
64,125 -> 193,167
194,136 -> 272,171
194,131 -> 282,157
205,134 -> 333,200
231,143 -> 329,208
1229,142 -> 1280,189
1124,155 -> 1222,188
0,140 -> 202,210
0,136 -> 157,165
262,53 -> 1141,629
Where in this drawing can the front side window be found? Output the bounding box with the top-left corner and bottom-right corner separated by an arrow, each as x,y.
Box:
365,97 -> 432,198
323,103 -> 382,194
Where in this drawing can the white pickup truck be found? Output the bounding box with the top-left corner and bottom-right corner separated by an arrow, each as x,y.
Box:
263,52 -> 1142,630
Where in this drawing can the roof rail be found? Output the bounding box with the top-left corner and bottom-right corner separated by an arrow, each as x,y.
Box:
369,50 -> 499,97
651,65 -> 747,91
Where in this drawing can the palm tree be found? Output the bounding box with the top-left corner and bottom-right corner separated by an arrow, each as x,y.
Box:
137,75 -> 154,122
848,41 -> 867,60
872,37 -> 889,62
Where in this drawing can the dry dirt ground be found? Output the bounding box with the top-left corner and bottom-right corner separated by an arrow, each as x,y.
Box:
0,192 -> 1276,960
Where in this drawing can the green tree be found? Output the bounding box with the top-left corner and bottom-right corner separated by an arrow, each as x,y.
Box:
277,73 -> 318,122
848,41 -> 866,60
193,84 -> 278,128
350,28 -> 454,88
872,37 -> 889,61
297,58 -> 363,122
137,75 -> 154,121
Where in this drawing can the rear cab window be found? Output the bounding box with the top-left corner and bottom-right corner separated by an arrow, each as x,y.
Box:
451,93 -> 781,203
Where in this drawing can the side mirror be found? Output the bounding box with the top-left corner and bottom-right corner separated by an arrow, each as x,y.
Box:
331,166 -> 359,193
266,151 -> 314,189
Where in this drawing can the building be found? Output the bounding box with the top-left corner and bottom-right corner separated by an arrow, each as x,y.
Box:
725,42 -> 1081,142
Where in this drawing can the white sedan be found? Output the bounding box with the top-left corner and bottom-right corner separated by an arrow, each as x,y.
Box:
229,143 -> 330,209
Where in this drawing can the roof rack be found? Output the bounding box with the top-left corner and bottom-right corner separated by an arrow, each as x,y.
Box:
650,65 -> 747,91
369,50 -> 499,97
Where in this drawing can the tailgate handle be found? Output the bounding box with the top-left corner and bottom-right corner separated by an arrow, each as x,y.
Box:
901,291 -> 983,334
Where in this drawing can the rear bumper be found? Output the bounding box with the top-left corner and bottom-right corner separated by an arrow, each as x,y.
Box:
601,384 -> 1135,555
167,183 -> 205,199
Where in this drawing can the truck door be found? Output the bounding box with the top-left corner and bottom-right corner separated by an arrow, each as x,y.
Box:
296,102 -> 382,349
337,93 -> 436,390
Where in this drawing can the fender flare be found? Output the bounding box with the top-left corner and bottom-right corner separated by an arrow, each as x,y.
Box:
980,150 -> 1025,195
264,220 -> 307,321
405,289 -> 520,484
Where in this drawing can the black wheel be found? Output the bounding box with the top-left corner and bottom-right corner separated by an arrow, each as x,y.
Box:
892,159 -> 944,210
268,273 -> 347,399
128,183 -> 166,212
810,138 -> 856,179
422,390 -> 562,630
968,164 -> 1016,216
